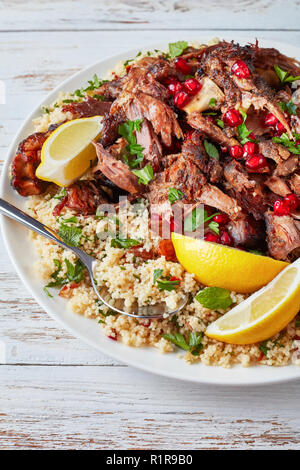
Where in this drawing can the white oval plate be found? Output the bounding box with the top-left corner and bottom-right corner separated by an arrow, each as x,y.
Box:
1,36 -> 300,386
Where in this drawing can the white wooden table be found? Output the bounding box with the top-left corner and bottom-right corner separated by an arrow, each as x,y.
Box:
1,0 -> 300,450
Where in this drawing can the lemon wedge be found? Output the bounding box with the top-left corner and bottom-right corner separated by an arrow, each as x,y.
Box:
171,233 -> 288,293
205,258 -> 300,344
36,116 -> 103,186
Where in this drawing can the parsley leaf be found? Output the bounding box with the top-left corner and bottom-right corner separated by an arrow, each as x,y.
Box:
209,97 -> 217,107
274,65 -> 300,83
52,188 -> 67,201
84,74 -> 108,91
237,109 -> 252,144
132,164 -> 154,185
279,100 -> 297,116
208,220 -> 219,235
153,268 -> 163,283
272,132 -> 300,154
195,287 -> 233,310
65,259 -> 84,283
168,187 -> 184,204
259,341 -> 269,357
216,119 -> 224,129
58,223 -> 82,247
204,140 -> 219,160
156,278 -> 180,292
168,41 -> 188,58
110,236 -> 140,249
119,119 -> 144,168
184,208 -> 219,232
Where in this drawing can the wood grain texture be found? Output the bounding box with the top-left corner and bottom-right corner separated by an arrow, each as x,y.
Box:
0,365 -> 299,450
1,0 -> 300,451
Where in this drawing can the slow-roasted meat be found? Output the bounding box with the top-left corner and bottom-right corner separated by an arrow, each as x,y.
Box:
95,76 -> 126,100
181,130 -> 223,183
135,56 -> 184,81
128,244 -> 158,260
11,131 -> 50,197
93,142 -> 142,195
258,140 -> 298,176
254,46 -> 300,78
265,210 -> 300,260
112,92 -> 183,146
53,180 -> 109,216
100,111 -> 125,147
61,96 -> 112,118
123,66 -> 169,101
223,160 -> 268,220
227,216 -> 265,249
264,175 -> 291,197
289,173 -> 300,195
188,112 -> 239,147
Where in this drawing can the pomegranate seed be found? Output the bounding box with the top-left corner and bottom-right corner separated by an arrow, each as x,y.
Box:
221,146 -> 228,153
213,213 -> 229,225
170,217 -> 175,232
205,233 -> 220,243
247,132 -> 256,140
168,81 -> 183,96
174,91 -> 190,109
273,199 -> 290,216
174,57 -> 191,75
184,130 -> 194,140
231,60 -> 250,79
245,154 -> 269,172
229,145 -> 243,159
264,113 -> 278,127
296,139 -> 300,146
283,193 -> 299,211
141,320 -> 151,327
108,333 -> 118,341
220,231 -> 233,246
169,276 -> 180,282
183,78 -> 202,95
275,121 -> 286,135
164,76 -> 178,86
223,109 -> 243,127
243,141 -> 256,157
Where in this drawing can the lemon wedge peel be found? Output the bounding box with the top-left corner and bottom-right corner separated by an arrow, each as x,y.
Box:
171,232 -> 288,294
36,116 -> 103,187
205,259 -> 300,344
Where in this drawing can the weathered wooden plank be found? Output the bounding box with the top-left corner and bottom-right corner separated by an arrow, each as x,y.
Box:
0,365 -> 299,450
0,0 -> 299,31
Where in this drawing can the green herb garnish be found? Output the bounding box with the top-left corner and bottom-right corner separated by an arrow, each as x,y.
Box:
279,100 -> 297,116
168,41 -> 188,58
208,220 -> 219,235
168,187 -> 184,204
204,140 -> 219,160
153,268 -> 163,284
237,109 -> 252,144
118,119 -> 145,168
132,164 -> 154,185
209,98 -> 217,107
274,65 -> 300,83
58,223 -> 82,247
272,132 -> 300,154
259,341 -> 269,357
184,207 -> 219,232
195,287 -> 233,310
110,236 -> 140,249
163,331 -> 203,356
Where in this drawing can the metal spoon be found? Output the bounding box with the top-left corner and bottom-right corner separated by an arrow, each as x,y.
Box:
0,198 -> 187,319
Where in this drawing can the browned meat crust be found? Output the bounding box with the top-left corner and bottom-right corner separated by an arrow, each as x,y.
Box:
93,142 -> 143,195
53,180 -> 109,216
11,131 -> 51,196
265,210 -> 300,260
188,112 -> 239,147
61,96 -> 112,118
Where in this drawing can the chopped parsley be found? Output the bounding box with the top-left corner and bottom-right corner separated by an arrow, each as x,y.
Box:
208,220 -> 219,235
272,132 -> 300,154
168,40 -> 188,58
204,140 -> 219,160
184,207 -> 219,232
259,341 -> 269,357
44,258 -> 84,294
118,119 -> 145,168
209,97 -> 217,107
274,65 -> 300,83
84,73 -> 108,91
132,164 -> 154,185
52,188 -> 67,201
168,187 -> 184,204
153,269 -> 179,292
237,109 -> 252,144
279,100 -> 297,116
163,331 -> 203,356
216,119 -> 224,129
195,287 -> 233,310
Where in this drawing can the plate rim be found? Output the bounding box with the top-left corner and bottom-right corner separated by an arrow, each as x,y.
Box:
2,35 -> 300,386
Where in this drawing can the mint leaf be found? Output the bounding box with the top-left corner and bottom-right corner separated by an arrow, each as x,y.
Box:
168,41 -> 188,58
156,278 -> 179,292
58,224 -> 82,247
132,164 -> 154,185
168,187 -> 184,204
110,236 -> 140,249
163,333 -> 190,351
204,140 -> 219,160
189,332 -> 204,356
195,287 -> 233,310
279,100 -> 297,116
65,259 -> 84,283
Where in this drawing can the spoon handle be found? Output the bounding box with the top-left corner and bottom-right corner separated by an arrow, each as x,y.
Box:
0,198 -> 94,268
